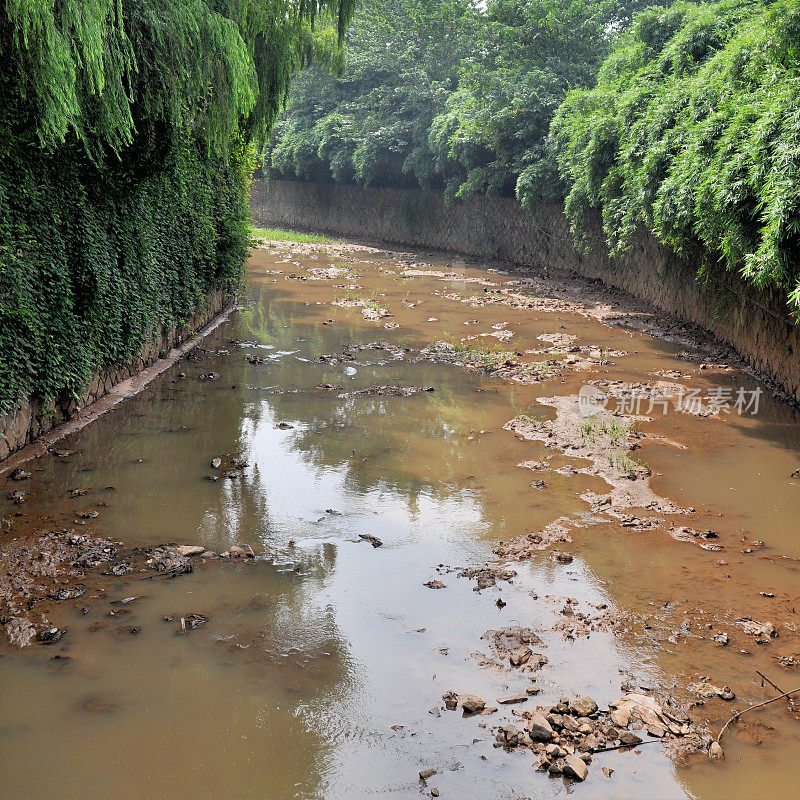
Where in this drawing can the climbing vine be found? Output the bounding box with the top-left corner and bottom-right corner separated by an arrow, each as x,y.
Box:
0,0 -> 355,415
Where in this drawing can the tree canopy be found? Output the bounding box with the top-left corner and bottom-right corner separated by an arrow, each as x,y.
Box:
267,0 -> 799,314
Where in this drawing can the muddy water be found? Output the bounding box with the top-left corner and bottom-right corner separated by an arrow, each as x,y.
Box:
1,241 -> 799,800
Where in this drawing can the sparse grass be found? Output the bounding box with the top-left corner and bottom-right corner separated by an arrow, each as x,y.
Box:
607,449 -> 643,476
580,416 -> 627,445
451,338 -> 508,369
250,226 -> 333,244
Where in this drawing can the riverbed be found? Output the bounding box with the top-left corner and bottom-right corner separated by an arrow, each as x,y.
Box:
1,237 -> 798,800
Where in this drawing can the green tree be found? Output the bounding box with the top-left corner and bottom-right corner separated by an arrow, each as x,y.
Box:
552,0 -> 800,313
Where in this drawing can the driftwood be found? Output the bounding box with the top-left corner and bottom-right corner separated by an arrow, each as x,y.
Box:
716,687 -> 800,743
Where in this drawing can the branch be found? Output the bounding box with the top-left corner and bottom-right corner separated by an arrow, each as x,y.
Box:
716,688 -> 800,744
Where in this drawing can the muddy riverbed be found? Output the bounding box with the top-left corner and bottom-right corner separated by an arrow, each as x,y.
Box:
1,238 -> 799,800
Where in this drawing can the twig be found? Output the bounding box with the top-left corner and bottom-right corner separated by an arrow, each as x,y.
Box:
717,687 -> 800,743
592,738 -> 662,754
755,670 -> 784,695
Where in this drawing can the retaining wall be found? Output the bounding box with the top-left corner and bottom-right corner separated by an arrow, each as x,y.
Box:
252,177 -> 799,402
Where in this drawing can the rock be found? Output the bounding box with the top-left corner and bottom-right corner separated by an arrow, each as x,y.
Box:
526,713 -> 554,741
712,632 -> 729,646
497,693 -> 528,705
709,741 -> 724,760
442,691 -> 458,710
228,543 -> 255,558
10,468 -> 30,481
176,545 -> 206,557
571,695 -> 598,717
419,769 -> 436,781
275,421 -> 294,429
610,708 -> 630,727
38,627 -> 66,644
111,561 -> 132,576
602,766 -> 614,778
358,534 -> 383,548
509,646 -> 531,667
563,754 -> 588,781
210,458 -> 222,468
424,580 -> 445,589
619,731 -> 642,747
147,546 -> 192,573
459,695 -> 486,714
687,681 -> 734,701
735,618 -> 776,638
561,715 -> 580,733
4,617 -> 36,647
553,552 -> 573,564
545,744 -> 563,758
10,490 -> 26,504
431,789 -> 439,798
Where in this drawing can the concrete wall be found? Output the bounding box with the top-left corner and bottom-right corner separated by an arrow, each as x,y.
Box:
0,290 -> 234,461
252,178 -> 799,403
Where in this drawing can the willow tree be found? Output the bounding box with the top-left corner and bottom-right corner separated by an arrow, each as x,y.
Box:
0,0 -> 355,416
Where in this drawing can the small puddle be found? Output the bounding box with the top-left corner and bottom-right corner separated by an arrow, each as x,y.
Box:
1,240 -> 798,799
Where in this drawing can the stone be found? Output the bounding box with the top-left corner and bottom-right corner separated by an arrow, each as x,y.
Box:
609,708 -> 630,728
419,769 -> 436,781
176,545 -> 205,557
229,543 -> 255,557
424,580 -> 445,589
526,713 -> 554,742
561,715 -> 580,733
497,693 -> 528,705
619,731 -> 642,746
545,744 -> 563,758
709,742 -> 724,760
211,457 -> 222,468
508,646 -> 531,667
38,627 -> 66,644
571,695 -> 598,717
442,691 -> 458,710
358,534 -> 383,548
459,695 -> 486,714
602,767 -> 614,778
562,754 -> 588,781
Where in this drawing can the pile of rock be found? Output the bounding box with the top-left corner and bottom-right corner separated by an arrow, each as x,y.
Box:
495,693 -> 714,782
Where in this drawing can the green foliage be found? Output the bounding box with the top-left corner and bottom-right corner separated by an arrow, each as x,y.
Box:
552,0 -> 800,312
267,0 -> 653,202
267,0 -> 477,189
0,0 -> 356,415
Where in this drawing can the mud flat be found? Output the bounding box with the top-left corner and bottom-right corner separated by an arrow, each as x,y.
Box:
1,236 -> 798,800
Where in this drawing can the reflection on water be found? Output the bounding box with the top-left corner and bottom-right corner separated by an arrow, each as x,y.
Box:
1,246 -> 798,800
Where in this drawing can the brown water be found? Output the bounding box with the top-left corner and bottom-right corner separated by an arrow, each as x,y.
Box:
1,241 -> 799,800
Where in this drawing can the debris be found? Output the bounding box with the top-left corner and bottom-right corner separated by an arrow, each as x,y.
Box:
358,534 -> 383,548
424,580 -> 445,589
